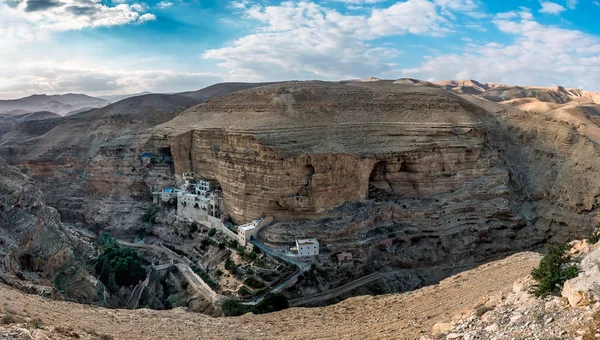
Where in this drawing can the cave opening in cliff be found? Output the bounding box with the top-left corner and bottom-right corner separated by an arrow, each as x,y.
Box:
369,161 -> 394,200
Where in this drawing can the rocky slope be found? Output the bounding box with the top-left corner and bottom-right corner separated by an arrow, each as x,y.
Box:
0,157 -> 99,304
425,240 -> 600,340
0,251 -> 541,340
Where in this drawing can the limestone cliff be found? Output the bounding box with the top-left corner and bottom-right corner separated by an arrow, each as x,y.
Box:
148,81 -> 491,223
0,158 -> 99,304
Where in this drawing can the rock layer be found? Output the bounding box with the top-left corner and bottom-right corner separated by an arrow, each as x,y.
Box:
149,81 -> 490,223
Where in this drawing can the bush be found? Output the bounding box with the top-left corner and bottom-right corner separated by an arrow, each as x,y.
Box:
588,230 -> 600,245
248,252 -> 258,261
238,286 -> 251,297
1,314 -> 17,325
228,239 -> 239,249
208,228 -> 217,237
221,293 -> 289,316
29,317 -> 43,329
254,293 -> 289,314
531,244 -> 578,297
244,276 -> 266,289
141,206 -> 159,223
98,232 -> 118,251
224,257 -> 235,271
221,299 -> 252,316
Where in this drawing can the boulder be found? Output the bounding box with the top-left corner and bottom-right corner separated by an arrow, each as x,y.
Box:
562,280 -> 595,308
432,322 -> 453,335
513,275 -> 536,293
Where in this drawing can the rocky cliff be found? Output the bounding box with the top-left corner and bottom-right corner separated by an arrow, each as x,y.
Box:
136,80 -> 600,298
147,81 -> 494,223
0,158 -> 99,304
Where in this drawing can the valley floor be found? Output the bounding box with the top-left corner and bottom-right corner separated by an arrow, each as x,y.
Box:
0,252 -> 540,340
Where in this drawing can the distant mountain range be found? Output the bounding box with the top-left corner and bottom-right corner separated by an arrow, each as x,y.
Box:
98,92 -> 154,103
0,94 -> 110,116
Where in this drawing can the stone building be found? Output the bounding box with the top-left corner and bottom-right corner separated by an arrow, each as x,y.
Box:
238,220 -> 260,246
176,173 -> 223,222
296,238 -> 319,257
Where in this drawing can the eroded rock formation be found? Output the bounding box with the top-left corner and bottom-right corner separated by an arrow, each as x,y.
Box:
0,157 -> 99,303
147,81 -> 493,223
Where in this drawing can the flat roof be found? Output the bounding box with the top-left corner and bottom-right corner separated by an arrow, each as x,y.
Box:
239,225 -> 257,231
296,238 -> 319,245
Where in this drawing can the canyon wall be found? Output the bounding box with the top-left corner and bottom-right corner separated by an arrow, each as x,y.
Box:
0,158 -> 100,303
149,82 -> 492,223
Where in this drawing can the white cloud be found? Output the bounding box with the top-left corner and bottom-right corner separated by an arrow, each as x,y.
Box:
0,60 -> 222,98
539,1 -> 566,14
565,0 -> 578,9
402,14 -> 600,90
138,13 -> 156,23
0,0 -> 156,47
204,0 -> 481,81
157,1 -> 172,9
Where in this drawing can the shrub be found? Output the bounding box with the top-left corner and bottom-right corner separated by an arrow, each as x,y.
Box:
221,299 -> 251,316
224,257 -> 235,271
141,206 -> 159,223
1,314 -> 17,325
98,232 -> 118,251
228,239 -> 239,249
238,286 -> 251,297
244,276 -> 266,289
254,293 -> 289,314
208,228 -> 217,237
531,244 -> 578,297
248,252 -> 258,261
588,230 -> 600,245
29,317 -> 43,329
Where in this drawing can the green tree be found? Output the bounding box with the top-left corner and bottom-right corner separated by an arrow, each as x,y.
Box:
95,245 -> 147,288
208,228 -> 217,237
531,244 -> 578,297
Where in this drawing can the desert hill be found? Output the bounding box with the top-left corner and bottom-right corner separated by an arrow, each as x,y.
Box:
0,94 -> 109,116
0,251 -> 541,340
177,82 -> 277,102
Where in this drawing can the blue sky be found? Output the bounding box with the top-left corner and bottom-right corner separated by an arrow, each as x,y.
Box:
1,0 -> 600,98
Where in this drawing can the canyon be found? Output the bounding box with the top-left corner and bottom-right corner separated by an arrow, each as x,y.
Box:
1,78 -> 600,325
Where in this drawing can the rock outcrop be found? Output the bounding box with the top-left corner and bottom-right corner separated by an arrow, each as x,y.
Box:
0,158 -> 99,304
425,240 -> 600,340
147,81 -> 493,223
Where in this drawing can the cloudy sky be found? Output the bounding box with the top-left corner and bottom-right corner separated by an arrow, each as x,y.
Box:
1,0 -> 600,98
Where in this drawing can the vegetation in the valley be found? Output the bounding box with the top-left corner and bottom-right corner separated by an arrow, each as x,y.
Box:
95,233 -> 147,289
221,293 -> 289,316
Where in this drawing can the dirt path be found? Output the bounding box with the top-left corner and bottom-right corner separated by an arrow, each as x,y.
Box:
0,252 -> 540,340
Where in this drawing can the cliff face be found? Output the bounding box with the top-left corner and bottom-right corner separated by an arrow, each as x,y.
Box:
0,158 -> 99,303
149,82 -> 491,223
0,94 -> 202,230
138,81 -> 600,295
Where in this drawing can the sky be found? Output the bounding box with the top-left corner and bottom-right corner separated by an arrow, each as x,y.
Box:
2,0 -> 600,99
